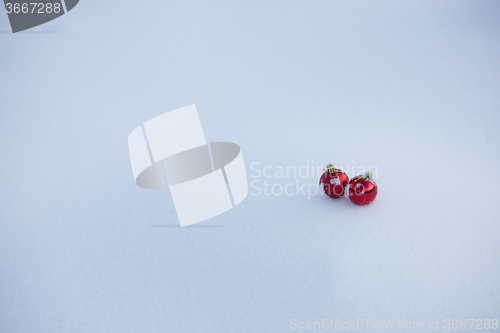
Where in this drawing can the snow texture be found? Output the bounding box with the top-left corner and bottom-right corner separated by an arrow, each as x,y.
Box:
1,0 -> 499,332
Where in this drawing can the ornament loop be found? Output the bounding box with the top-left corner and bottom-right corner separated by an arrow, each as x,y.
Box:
323,163 -> 336,173
323,163 -> 345,174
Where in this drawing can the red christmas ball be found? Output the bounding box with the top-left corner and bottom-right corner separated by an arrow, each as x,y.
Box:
320,164 -> 349,198
348,171 -> 378,205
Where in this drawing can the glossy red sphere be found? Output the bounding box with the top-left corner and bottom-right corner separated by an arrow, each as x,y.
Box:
320,169 -> 349,198
348,176 -> 378,205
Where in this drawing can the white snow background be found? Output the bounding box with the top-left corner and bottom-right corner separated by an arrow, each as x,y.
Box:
1,0 -> 499,332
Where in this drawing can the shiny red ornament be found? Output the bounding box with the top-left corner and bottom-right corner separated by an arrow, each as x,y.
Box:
320,164 -> 349,198
348,171 -> 378,205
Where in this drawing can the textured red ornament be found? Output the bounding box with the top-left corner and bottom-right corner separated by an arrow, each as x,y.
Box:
348,171 -> 378,205
320,164 -> 349,198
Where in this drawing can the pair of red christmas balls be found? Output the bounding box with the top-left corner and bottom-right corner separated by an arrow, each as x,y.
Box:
319,163 -> 378,205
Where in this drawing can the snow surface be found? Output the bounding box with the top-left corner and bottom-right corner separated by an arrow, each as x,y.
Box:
1,1 -> 499,332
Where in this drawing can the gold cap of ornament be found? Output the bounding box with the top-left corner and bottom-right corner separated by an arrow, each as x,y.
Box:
323,163 -> 336,173
364,171 -> 373,181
